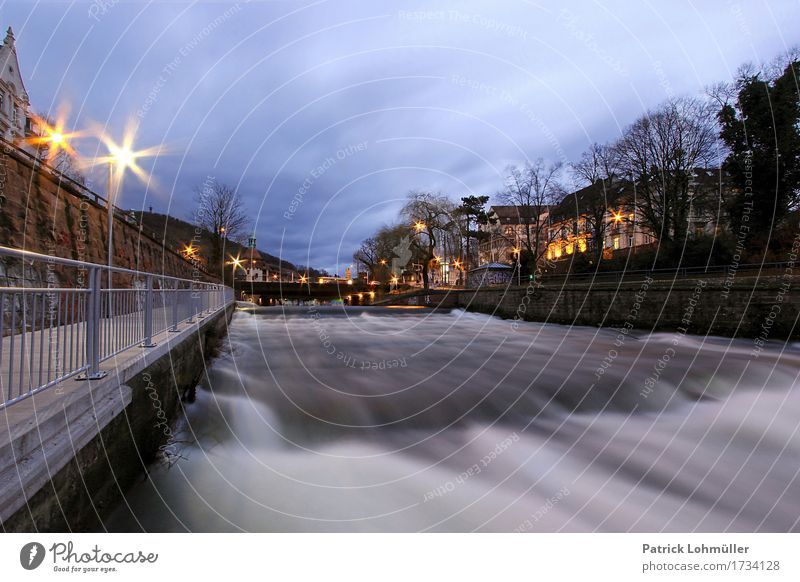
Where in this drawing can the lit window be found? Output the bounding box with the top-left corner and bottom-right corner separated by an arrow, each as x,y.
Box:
554,246 -> 562,258
613,237 -> 620,250
566,243 -> 574,255
578,238 -> 587,253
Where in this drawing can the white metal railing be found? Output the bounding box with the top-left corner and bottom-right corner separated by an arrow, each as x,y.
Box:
0,245 -> 233,408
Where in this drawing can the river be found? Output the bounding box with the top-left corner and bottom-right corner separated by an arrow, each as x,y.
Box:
105,305 -> 800,532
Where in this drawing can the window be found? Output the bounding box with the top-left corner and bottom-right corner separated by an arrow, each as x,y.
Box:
628,236 -> 634,247
613,237 -> 620,250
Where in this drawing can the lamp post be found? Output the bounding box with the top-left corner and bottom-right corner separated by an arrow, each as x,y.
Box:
512,247 -> 521,285
227,256 -> 243,285
99,138 -> 147,289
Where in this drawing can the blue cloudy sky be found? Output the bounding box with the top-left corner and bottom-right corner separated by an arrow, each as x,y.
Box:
3,0 -> 799,273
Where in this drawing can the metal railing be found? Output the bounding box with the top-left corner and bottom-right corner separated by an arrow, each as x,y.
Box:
0,245 -> 233,409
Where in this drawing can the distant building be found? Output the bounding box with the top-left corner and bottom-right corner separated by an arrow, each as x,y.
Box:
476,170 -> 731,273
0,27 -> 37,144
478,205 -> 550,265
243,249 -> 270,281
545,170 -> 729,263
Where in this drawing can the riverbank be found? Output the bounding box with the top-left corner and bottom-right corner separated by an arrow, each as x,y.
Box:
376,275 -> 799,340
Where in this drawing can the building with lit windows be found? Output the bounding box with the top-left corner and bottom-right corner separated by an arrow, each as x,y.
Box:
545,170 -> 730,264
478,170 -> 730,272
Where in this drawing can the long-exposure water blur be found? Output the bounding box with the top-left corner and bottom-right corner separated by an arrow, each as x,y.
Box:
106,305 -> 800,532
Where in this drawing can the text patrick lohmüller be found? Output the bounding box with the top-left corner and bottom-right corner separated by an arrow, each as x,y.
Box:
643,543 -> 749,555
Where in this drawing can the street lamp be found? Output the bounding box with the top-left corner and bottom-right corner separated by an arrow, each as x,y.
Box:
512,247 -> 521,285
94,128 -> 163,289
28,114 -> 81,162
227,256 -> 243,283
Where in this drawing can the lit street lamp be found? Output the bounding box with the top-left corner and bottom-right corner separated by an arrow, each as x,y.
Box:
94,128 -> 162,289
227,256 -> 243,283
512,247 -> 521,285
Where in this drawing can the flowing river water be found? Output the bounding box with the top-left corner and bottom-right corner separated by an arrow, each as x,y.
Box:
106,305 -> 800,532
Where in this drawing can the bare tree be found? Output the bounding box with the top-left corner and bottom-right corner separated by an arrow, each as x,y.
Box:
192,179 -> 250,276
497,160 -> 563,271
402,191 -> 455,289
570,143 -> 619,262
614,97 -> 719,243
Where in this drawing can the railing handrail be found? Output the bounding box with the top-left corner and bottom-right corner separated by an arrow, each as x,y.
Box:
0,243 -> 234,408
0,244 -> 217,287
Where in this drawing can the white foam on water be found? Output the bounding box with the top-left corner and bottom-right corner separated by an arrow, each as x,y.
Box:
106,307 -> 800,532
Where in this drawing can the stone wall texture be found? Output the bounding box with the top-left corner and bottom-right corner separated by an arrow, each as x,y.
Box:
382,275 -> 799,340
0,140 -> 212,286
458,276 -> 798,339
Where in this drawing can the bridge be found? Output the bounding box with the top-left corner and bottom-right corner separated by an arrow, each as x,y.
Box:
234,279 -> 381,304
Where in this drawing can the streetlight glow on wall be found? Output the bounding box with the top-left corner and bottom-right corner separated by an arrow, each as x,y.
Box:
92,125 -> 165,287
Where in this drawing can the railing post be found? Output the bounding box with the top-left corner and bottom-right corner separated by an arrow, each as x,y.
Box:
170,280 -> 179,332
81,267 -> 106,380
141,275 -> 156,347
187,281 -> 195,323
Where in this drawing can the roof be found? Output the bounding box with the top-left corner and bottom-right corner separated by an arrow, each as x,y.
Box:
469,262 -> 513,272
489,205 -> 548,225
549,179 -> 630,222
0,27 -> 29,103
548,168 -> 732,223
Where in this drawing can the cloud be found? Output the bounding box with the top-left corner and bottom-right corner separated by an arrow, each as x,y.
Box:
7,0 -> 800,272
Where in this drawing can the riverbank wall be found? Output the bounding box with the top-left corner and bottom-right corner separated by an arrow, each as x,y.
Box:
0,302 -> 235,532
378,275 -> 798,340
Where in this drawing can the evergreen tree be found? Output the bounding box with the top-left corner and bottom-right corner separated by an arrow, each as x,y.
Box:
717,60 -> 800,242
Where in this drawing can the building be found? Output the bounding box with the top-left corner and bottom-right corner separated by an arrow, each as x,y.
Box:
545,179 -> 650,262
0,27 -> 37,144
478,205 -> 550,265
545,170 -> 730,264
242,248 -> 272,281
477,169 -> 731,272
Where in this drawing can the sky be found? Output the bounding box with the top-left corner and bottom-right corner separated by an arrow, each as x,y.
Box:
3,0 -> 800,274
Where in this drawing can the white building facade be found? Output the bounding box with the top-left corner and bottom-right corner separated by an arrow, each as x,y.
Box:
0,27 -> 36,143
